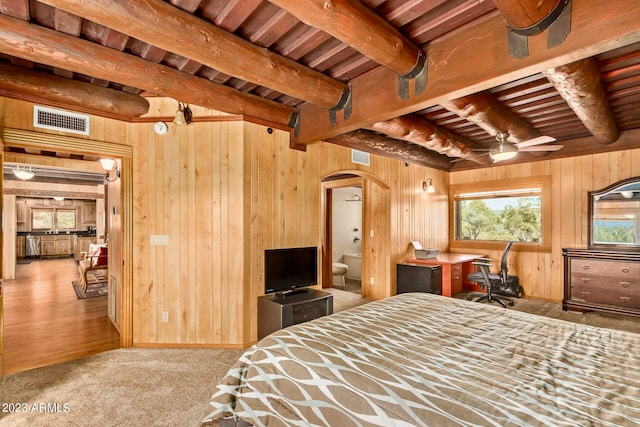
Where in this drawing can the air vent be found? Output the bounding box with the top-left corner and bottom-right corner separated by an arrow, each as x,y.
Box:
351,149 -> 370,166
33,106 -> 90,136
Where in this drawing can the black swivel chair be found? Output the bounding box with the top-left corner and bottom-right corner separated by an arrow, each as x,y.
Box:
466,241 -> 522,307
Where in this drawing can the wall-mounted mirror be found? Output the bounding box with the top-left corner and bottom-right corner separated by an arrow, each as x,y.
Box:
589,176 -> 640,250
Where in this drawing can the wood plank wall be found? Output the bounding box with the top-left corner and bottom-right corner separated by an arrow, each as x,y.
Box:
11,95 -> 637,342
449,150 -> 640,300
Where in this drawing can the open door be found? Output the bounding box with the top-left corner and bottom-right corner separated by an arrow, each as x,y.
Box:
1,134 -> 5,378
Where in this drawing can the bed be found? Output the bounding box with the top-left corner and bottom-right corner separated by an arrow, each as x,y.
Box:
202,293 -> 640,426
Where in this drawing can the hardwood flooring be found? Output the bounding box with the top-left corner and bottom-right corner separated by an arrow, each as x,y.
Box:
2,257 -> 120,375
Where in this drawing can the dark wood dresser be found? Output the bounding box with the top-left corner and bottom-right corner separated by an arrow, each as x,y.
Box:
563,248 -> 640,317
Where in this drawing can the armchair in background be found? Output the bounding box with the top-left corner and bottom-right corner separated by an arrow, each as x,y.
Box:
78,243 -> 108,290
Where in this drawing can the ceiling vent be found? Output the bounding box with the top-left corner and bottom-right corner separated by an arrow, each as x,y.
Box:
351,149 -> 370,166
33,106 -> 90,136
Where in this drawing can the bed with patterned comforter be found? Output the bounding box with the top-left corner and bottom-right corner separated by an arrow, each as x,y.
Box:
203,292 -> 640,426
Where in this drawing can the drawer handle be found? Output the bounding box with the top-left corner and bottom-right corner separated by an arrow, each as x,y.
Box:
581,291 -> 591,298
581,278 -> 591,283
621,267 -> 630,273
582,265 -> 590,270
619,296 -> 631,303
620,281 -> 631,288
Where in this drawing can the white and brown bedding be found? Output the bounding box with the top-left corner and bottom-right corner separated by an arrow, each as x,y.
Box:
203,293 -> 640,426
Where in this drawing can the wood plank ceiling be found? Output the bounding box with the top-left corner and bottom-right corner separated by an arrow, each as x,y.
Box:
0,0 -> 639,171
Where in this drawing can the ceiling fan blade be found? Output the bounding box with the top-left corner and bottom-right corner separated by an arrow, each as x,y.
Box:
515,135 -> 556,148
519,144 -> 564,152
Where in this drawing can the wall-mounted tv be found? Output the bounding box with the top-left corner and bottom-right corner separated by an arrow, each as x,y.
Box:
264,246 -> 317,295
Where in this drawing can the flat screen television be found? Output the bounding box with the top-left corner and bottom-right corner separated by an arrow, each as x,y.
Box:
264,246 -> 317,295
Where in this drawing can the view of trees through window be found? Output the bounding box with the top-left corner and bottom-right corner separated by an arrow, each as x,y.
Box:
31,209 -> 76,230
594,219 -> 635,244
456,196 -> 542,242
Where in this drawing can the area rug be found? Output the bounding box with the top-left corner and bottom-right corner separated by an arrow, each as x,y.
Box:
72,278 -> 108,299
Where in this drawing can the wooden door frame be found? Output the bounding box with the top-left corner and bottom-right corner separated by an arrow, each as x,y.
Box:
321,176 -> 364,290
321,170 -> 391,298
0,128 -> 133,349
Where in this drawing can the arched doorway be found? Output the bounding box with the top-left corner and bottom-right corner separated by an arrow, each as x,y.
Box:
321,170 -> 391,300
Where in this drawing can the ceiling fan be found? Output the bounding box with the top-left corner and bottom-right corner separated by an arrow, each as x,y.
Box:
456,132 -> 564,163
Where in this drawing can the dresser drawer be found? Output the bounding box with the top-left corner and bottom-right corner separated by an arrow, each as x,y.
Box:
571,273 -> 640,292
570,285 -> 640,309
570,258 -> 640,279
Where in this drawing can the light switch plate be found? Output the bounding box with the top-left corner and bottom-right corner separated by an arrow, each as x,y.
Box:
150,234 -> 170,246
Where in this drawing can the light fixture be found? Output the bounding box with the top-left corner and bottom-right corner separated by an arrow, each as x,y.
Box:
173,102 -> 192,126
422,178 -> 435,193
100,158 -> 120,182
621,191 -> 634,199
53,196 -> 64,201
13,165 -> 35,180
489,132 -> 518,162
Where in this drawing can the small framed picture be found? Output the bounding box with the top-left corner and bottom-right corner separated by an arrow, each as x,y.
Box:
35,199 -> 44,205
64,199 -> 73,206
50,199 -> 58,205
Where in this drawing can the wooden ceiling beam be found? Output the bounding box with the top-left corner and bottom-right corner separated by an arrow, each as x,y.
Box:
0,62 -> 149,119
441,91 -> 539,143
326,130 -> 453,171
367,116 -> 490,165
542,58 -> 619,144
0,13 -> 297,129
39,0 -> 350,110
268,0 -> 423,76
491,0 -> 562,30
294,0 -> 640,144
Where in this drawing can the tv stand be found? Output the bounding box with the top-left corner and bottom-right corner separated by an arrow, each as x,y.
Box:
258,290 -> 333,340
280,288 -> 310,296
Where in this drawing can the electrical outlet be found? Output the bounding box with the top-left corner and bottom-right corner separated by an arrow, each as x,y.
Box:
369,277 -> 375,285
370,229 -> 375,237
162,311 -> 169,323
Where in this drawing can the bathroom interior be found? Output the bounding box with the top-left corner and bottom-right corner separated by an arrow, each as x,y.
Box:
331,186 -> 362,294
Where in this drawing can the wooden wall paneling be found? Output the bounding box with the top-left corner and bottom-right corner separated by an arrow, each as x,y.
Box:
228,121 -> 245,345
132,124 -> 151,343
211,122 -> 223,344
244,122 -> 259,343
2,194 -> 16,280
218,121 -> 231,345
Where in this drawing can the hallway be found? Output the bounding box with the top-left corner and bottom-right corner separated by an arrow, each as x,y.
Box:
3,257 -> 119,374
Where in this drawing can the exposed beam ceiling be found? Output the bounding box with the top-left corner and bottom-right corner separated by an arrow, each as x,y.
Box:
0,13 -> 297,128
0,0 -> 639,170
294,0 -> 640,145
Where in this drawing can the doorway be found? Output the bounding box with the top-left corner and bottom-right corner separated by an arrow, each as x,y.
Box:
331,186 -> 363,294
1,128 -> 133,374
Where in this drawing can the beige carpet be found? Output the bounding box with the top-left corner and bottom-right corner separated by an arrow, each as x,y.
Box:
1,289 -> 637,426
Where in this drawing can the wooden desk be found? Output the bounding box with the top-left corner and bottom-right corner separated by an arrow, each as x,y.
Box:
405,253 -> 482,297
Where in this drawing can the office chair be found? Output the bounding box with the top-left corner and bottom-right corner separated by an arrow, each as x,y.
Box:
466,241 -> 522,307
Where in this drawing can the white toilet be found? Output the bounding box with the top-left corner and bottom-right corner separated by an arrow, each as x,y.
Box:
332,262 -> 349,288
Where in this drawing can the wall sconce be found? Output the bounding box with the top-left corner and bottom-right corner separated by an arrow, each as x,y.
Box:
173,102 -> 192,126
100,158 -> 120,182
13,165 -> 35,180
422,178 -> 435,193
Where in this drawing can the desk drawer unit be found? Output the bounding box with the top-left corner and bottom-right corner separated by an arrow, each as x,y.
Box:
563,248 -> 640,317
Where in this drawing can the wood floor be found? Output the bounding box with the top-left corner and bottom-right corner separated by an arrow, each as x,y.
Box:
2,257 -> 120,375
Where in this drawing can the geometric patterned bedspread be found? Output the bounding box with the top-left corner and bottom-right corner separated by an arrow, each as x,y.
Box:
202,293 -> 640,426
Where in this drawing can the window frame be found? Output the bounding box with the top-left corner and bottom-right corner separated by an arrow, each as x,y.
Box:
55,209 -> 77,230
31,208 -> 54,230
31,207 -> 78,231
449,176 -> 551,253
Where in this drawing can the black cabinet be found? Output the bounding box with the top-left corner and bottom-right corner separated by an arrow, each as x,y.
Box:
396,263 -> 442,295
257,290 -> 333,340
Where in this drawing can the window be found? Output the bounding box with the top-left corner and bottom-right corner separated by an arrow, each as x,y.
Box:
31,208 -> 76,230
56,210 -> 76,229
32,209 -> 54,230
450,176 -> 551,252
